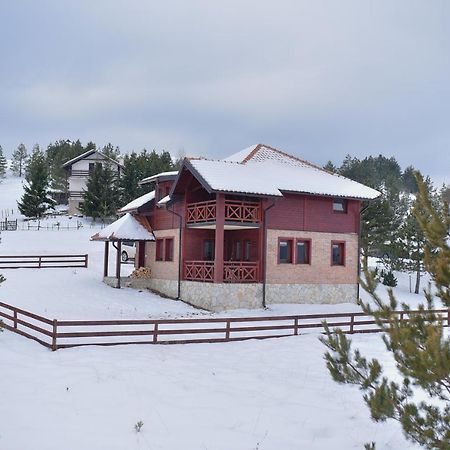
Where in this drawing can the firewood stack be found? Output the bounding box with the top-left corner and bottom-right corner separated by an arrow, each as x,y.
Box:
130,267 -> 152,278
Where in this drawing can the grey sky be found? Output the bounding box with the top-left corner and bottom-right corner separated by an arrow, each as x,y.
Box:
1,1 -> 449,184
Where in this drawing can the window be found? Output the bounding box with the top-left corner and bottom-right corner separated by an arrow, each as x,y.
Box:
331,242 -> 345,266
333,198 -> 348,213
203,240 -> 215,261
88,163 -> 95,173
234,241 -> 241,260
156,239 -> 164,261
278,239 -> 293,264
296,240 -> 310,264
244,240 -> 252,261
165,238 -> 174,261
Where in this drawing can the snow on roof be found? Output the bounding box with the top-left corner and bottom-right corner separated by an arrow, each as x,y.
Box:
223,144 -> 259,163
157,195 -> 171,206
188,156 -> 380,200
139,171 -> 178,185
91,213 -> 155,241
119,190 -> 155,213
62,149 -> 123,168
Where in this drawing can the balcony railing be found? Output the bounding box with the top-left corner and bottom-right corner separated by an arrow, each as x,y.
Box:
184,261 -> 259,283
69,191 -> 84,199
70,170 -> 90,177
186,200 -> 261,224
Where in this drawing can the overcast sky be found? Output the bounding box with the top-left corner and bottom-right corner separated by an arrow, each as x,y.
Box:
0,1 -> 449,184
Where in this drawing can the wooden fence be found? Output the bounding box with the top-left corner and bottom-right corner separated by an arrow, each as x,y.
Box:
0,254 -> 88,269
0,301 -> 449,351
0,219 -> 17,231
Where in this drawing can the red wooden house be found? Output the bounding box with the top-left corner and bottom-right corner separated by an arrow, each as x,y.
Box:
115,144 -> 380,311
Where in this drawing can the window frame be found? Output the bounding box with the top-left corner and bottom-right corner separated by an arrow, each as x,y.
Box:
203,239 -> 215,261
164,238 -> 174,262
331,241 -> 346,266
155,239 -> 164,261
332,198 -> 348,214
295,238 -> 311,265
277,238 -> 294,264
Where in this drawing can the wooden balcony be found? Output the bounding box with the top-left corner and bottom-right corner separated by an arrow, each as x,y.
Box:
69,191 -> 84,199
184,261 -> 259,283
186,200 -> 261,227
69,170 -> 90,177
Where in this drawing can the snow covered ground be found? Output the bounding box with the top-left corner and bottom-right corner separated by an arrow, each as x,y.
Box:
0,170 -> 426,449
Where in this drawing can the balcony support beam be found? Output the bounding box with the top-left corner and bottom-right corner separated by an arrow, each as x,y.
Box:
214,193 -> 225,283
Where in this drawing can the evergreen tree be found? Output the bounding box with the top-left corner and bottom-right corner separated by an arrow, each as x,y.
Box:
80,163 -> 120,220
11,143 -> 28,177
46,139 -> 86,193
101,143 -> 121,162
323,160 -> 337,173
402,165 -> 419,193
321,173 -> 450,449
0,145 -> 7,179
119,152 -> 145,205
17,146 -> 54,218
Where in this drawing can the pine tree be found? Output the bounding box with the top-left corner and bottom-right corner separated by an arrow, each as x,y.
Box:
11,143 -> 28,177
101,143 -> 121,162
0,145 -> 7,179
17,146 -> 54,218
120,152 -> 145,205
321,173 -> 450,449
80,163 -> 120,220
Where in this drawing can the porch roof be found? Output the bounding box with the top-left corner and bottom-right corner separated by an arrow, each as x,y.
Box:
118,190 -> 155,213
91,213 -> 155,242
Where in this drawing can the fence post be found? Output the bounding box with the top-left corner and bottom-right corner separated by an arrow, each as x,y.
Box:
294,317 -> 299,336
85,254 -> 89,268
349,314 -> 355,334
153,322 -> 158,344
52,319 -> 58,351
225,319 -> 231,341
38,256 -> 42,268
13,310 -> 18,329
447,310 -> 450,328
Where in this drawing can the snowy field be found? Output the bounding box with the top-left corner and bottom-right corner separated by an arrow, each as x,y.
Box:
0,170 -> 426,449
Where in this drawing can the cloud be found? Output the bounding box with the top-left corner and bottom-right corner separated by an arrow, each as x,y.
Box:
0,0 -> 449,183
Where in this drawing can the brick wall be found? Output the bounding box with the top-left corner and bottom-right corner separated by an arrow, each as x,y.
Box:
144,228 -> 179,280
265,229 -> 358,284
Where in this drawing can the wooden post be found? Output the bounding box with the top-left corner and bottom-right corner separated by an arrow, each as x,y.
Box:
85,254 -> 89,268
214,194 -> 225,283
153,323 -> 158,344
225,319 -> 231,340
13,310 -> 18,329
116,241 -> 122,289
103,241 -> 109,277
38,256 -> 42,268
349,314 -> 355,334
52,319 -> 58,351
294,317 -> 299,335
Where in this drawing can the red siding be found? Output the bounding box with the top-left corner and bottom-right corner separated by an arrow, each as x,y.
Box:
266,194 -> 360,233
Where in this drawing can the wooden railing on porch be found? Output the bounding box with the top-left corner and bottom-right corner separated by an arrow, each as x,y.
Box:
224,261 -> 259,283
184,261 -> 259,283
186,200 -> 261,224
184,261 -> 215,282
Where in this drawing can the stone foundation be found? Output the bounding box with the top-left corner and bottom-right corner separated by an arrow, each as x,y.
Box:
265,283 -> 358,305
180,281 -> 263,311
104,277 -> 358,311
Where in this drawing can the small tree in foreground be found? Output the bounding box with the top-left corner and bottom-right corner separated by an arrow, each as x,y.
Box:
0,145 -> 7,179
321,173 -> 450,449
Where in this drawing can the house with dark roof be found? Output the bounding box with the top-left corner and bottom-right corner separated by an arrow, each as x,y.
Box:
62,149 -> 123,215
108,144 -> 380,311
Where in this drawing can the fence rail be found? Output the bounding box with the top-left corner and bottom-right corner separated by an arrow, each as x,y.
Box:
0,254 -> 88,269
0,219 -> 17,231
0,301 -> 448,351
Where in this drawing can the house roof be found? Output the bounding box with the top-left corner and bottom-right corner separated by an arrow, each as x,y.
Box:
62,149 -> 124,168
91,213 -> 155,242
139,171 -> 178,186
119,190 -> 155,214
173,144 -> 380,200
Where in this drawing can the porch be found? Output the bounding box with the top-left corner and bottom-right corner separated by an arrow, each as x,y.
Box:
184,260 -> 260,283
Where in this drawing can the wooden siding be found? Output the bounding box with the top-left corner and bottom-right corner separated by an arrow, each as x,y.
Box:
266,194 -> 361,233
